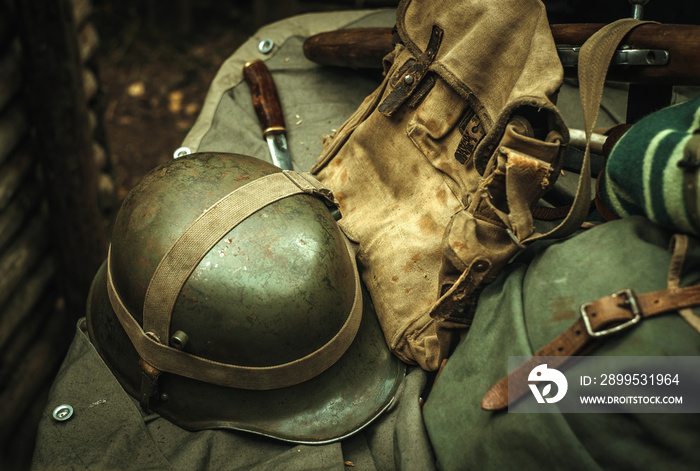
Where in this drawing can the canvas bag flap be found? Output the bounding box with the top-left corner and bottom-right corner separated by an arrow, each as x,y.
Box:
396,0 -> 566,159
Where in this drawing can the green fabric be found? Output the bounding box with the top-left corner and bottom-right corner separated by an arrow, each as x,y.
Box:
423,216 -> 700,471
600,97 -> 700,235
31,322 -> 434,471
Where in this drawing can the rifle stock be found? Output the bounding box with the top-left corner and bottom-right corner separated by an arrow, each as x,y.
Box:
303,23 -> 700,85
303,27 -> 394,70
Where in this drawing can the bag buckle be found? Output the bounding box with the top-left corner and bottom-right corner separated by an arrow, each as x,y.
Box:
580,289 -> 641,337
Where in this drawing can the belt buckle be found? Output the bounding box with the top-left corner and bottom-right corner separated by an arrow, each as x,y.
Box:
580,289 -> 641,337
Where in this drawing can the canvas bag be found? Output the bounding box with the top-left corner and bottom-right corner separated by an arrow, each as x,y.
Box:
312,0 -> 595,371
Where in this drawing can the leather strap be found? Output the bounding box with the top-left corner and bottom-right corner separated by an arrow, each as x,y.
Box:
481,282 -> 700,410
378,24 -> 443,117
482,231 -> 700,411
107,171 -> 363,390
531,204 -> 574,222
668,234 -> 700,334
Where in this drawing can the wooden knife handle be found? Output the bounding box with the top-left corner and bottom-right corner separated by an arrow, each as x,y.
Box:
243,59 -> 286,135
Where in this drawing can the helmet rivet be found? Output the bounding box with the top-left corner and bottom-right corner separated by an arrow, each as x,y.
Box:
52,404 -> 74,422
473,260 -> 489,273
173,147 -> 191,159
160,393 -> 169,402
404,74 -> 415,85
170,330 -> 189,350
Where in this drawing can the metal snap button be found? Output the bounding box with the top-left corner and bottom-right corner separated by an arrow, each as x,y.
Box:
258,38 -> 274,54
52,404 -> 74,422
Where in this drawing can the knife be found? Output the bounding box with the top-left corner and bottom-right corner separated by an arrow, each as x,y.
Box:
243,59 -> 294,170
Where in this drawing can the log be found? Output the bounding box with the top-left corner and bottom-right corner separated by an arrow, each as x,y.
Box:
72,0 -> 93,30
0,101 -> 28,166
0,257 -> 56,353
0,182 -> 43,253
78,22 -> 99,64
0,293 -> 68,446
82,66 -> 97,101
93,140 -> 107,170
0,41 -> 22,111
98,172 -> 117,211
0,259 -> 57,375
14,0 -> 108,318
0,379 -> 50,471
0,215 -> 50,309
87,108 -> 97,132
0,144 -> 34,211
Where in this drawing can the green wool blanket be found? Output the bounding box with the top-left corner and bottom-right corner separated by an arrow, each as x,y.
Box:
599,96 -> 700,235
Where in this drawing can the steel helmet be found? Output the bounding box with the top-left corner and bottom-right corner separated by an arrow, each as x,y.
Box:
86,152 -> 405,444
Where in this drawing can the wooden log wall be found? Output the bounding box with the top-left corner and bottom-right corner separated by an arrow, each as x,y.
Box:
0,0 -> 114,468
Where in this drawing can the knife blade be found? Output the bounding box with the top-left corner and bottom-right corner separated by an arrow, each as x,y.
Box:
243,59 -> 294,170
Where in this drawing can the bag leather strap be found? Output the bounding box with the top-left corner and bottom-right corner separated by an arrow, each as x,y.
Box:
482,233 -> 700,411
481,284 -> 700,411
668,234 -> 700,334
378,24 -> 443,116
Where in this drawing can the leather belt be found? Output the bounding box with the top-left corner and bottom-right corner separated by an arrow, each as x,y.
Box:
481,282 -> 700,411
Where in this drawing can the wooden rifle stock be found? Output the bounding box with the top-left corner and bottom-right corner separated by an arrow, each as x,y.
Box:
303,27 -> 394,70
303,23 -> 700,85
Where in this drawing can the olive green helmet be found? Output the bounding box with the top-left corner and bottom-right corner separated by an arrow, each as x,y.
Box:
86,152 -> 405,444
